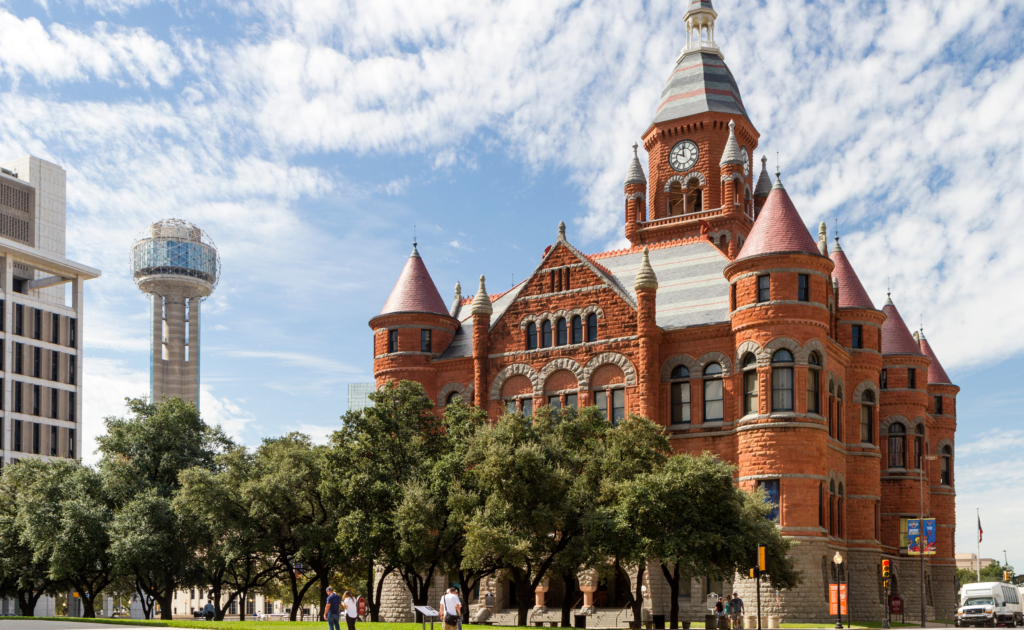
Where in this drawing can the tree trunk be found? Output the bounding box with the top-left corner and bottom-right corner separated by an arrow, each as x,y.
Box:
629,560 -> 646,630
515,571 -> 533,627
158,589 -> 174,620
560,571 -> 576,627
17,589 -> 38,616
366,564 -> 393,622
660,563 -> 680,629
81,590 -> 98,619
319,572 -> 330,621
239,589 -> 248,622
289,566 -> 301,621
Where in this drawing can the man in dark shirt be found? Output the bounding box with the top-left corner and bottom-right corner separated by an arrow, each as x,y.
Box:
324,586 -> 342,630
730,593 -> 744,629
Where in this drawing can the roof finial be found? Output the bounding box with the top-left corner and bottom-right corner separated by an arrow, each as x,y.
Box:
634,246 -> 659,291
885,278 -> 893,305
558,221 -> 566,241
470,275 -> 493,316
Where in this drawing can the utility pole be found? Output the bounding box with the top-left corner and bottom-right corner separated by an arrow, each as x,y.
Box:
921,454 -> 937,627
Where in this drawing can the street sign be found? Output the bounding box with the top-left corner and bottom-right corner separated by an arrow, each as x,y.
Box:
358,596 -> 366,617
415,606 -> 439,618
907,519 -> 937,555
890,594 -> 903,616
707,594 -> 718,612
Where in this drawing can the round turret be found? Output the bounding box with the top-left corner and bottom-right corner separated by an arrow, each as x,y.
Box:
131,219 -> 220,301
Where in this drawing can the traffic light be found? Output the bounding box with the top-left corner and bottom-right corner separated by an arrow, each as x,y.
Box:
758,546 -> 767,572
749,569 -> 755,579
882,559 -> 891,578
1004,571 -> 1011,582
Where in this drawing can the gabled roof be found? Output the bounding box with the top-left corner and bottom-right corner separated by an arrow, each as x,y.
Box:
379,245 -> 450,317
736,178 -> 820,260
829,240 -> 874,309
880,296 -> 924,356
919,331 -> 953,384
652,52 -> 749,125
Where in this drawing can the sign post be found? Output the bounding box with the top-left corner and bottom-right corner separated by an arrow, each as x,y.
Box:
414,605 -> 439,630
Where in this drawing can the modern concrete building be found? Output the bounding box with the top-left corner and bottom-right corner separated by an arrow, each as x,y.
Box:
348,382 -> 375,411
131,219 -> 219,409
0,156 -> 100,467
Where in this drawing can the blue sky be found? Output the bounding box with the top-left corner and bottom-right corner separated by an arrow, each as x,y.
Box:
1,0 -> 1023,572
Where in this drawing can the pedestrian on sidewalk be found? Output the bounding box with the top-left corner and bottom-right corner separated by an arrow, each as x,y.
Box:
729,593 -> 744,629
324,587 -> 342,630
716,596 -> 724,618
443,587 -> 462,630
343,591 -> 359,630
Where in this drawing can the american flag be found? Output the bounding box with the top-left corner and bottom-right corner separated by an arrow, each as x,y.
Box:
978,515 -> 984,543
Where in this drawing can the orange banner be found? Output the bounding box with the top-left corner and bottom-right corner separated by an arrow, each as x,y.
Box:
840,584 -> 848,616
829,584 -> 838,616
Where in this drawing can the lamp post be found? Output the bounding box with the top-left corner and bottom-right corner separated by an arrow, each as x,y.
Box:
834,552 -> 844,630
921,453 -> 938,628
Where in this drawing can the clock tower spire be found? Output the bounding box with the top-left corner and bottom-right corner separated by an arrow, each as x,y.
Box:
636,0 -> 759,254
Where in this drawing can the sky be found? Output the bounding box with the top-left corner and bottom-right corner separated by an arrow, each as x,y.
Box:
0,0 -> 1022,573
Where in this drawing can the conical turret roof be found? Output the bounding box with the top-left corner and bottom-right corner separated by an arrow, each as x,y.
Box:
719,121 -> 743,167
379,245 -> 450,316
881,296 -> 924,356
919,331 -> 953,384
736,176 -> 820,260
625,143 -> 646,186
754,156 -> 772,198
829,239 -> 874,309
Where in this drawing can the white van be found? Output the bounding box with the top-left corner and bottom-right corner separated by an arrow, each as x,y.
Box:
956,583 -> 1023,627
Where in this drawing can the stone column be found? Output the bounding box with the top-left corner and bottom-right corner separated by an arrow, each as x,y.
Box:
470,275 -> 492,409
633,248 -> 660,420
534,581 -> 548,612
578,570 -> 598,615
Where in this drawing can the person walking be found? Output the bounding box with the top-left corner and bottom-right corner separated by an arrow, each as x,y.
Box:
729,593 -> 744,630
342,591 -> 359,630
203,600 -> 215,622
324,587 -> 342,630
442,587 -> 462,630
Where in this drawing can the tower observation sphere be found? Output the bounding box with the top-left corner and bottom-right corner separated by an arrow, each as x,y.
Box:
131,219 -> 220,409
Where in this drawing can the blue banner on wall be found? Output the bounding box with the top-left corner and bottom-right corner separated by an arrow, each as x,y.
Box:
908,518 -> 937,555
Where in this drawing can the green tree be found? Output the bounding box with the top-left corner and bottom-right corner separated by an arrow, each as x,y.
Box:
957,561 -> 1014,587
175,446 -> 280,621
462,405 -> 614,626
0,461 -> 57,616
326,380 -> 442,621
605,452 -> 800,629
244,433 -> 344,621
15,459 -> 117,618
99,396 -> 232,620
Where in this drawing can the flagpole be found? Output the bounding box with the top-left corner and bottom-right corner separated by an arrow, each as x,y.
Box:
977,508 -> 982,582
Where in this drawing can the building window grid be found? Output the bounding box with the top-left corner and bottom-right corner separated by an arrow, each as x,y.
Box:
33,308 -> 41,340
888,423 -> 906,468
586,313 -> 598,342
387,330 -> 398,353
526,323 -> 537,350
420,329 -> 431,353
556,318 -> 567,346
797,274 -> 809,302
541,321 -> 552,348
742,353 -> 758,416
51,351 -> 59,381
703,363 -> 724,422
68,427 -> 75,458
14,381 -> 22,413
934,396 -> 943,415
571,316 -> 583,344
851,325 -> 862,349
669,365 -> 691,424
50,425 -> 57,456
69,318 -> 77,348
52,313 -> 59,344
771,350 -> 794,412
33,346 -> 40,378
51,388 -> 58,419
807,353 -> 820,415
15,304 -> 23,336
908,368 -> 916,390
13,419 -> 22,452
940,446 -> 952,485
68,355 -> 76,385
14,342 -> 22,374
68,391 -> 75,423
880,369 -> 887,389
861,391 -> 875,443
33,384 -> 40,416
757,275 -> 770,303
595,389 -> 625,425
32,421 -> 39,454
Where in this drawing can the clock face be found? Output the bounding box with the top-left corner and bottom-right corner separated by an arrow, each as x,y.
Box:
741,147 -> 750,177
669,140 -> 699,172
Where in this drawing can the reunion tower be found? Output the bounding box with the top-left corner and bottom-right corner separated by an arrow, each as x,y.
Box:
131,219 -> 220,410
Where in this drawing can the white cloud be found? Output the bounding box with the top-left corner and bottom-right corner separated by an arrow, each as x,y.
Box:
0,12 -> 181,87
81,358 -> 149,465
447,239 -> 473,252
199,385 -> 257,444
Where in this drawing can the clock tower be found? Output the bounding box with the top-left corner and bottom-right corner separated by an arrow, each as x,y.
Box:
628,0 -> 759,256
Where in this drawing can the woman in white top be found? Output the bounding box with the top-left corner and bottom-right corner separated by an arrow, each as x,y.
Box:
342,591 -> 359,630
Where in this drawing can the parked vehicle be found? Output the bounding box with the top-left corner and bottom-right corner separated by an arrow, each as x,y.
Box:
956,583 -> 1023,627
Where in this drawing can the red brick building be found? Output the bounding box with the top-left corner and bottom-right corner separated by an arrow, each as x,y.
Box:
368,0 -> 958,622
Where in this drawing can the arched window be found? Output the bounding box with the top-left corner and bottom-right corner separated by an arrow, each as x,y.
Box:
556,318 -> 567,346
703,363 -> 724,422
941,445 -> 952,485
828,381 -> 835,437
915,425 -> 925,469
733,179 -> 741,206
860,390 -> 875,443
668,180 -> 703,216
807,353 -> 821,415
571,316 -> 583,344
828,480 -> 836,537
445,391 -> 460,406
818,482 -> 825,528
742,353 -> 758,415
586,313 -> 598,341
888,423 -> 906,468
837,483 -> 845,539
771,350 -> 794,412
836,386 -> 844,439
541,321 -> 552,348
670,365 -> 691,425
526,323 -> 537,350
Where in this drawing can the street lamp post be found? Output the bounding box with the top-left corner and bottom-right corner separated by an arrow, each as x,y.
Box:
834,552 -> 844,630
921,454 -> 938,628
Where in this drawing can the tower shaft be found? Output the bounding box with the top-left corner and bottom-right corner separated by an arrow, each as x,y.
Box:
151,295 -> 201,408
